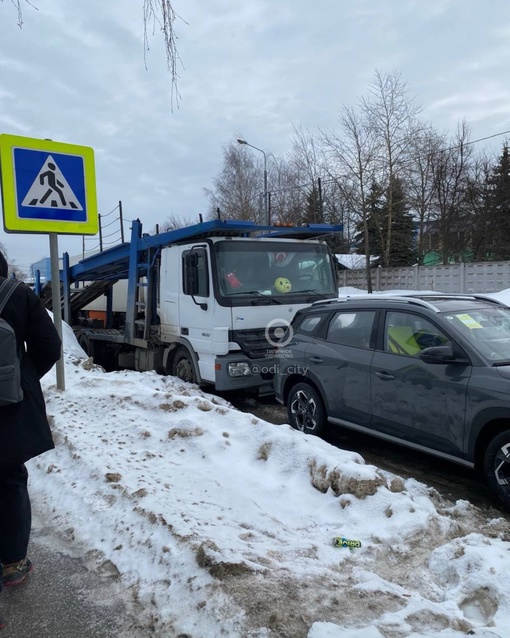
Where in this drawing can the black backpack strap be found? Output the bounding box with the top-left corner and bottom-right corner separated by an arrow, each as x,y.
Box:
0,279 -> 21,315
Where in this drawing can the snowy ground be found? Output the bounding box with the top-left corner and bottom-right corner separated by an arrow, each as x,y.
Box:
29,296 -> 510,638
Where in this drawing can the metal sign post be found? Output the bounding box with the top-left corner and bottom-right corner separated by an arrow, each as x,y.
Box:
49,233 -> 65,390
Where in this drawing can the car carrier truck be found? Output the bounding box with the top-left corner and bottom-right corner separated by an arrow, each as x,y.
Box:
41,218 -> 342,394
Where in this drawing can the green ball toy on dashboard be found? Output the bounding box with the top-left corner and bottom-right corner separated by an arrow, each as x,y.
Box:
274,277 -> 292,293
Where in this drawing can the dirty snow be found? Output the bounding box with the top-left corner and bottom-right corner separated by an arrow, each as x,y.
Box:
27,292 -> 510,637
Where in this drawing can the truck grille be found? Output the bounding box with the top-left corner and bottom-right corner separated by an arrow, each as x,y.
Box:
231,327 -> 283,359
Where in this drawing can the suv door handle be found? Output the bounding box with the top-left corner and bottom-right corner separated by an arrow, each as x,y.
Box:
309,356 -> 323,364
375,371 -> 395,380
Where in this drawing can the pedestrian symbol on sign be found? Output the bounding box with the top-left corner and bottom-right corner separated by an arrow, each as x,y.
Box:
21,155 -> 83,211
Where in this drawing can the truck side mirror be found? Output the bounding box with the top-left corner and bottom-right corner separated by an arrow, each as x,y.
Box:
182,250 -> 208,310
183,253 -> 200,296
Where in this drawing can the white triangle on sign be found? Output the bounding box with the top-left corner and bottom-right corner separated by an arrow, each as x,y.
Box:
21,155 -> 83,210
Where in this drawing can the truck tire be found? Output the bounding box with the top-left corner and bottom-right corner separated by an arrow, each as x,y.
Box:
78,334 -> 92,358
77,334 -> 115,371
286,382 -> 326,437
483,430 -> 510,508
172,347 -> 197,384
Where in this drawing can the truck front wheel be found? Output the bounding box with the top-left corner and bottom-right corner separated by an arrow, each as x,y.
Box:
172,347 -> 197,384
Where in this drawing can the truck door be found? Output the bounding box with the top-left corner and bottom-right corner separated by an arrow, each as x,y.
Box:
180,246 -> 215,352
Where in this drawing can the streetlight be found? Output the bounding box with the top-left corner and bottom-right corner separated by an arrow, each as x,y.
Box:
237,138 -> 268,225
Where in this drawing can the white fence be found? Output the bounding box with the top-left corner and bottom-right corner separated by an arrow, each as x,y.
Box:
340,261 -> 510,294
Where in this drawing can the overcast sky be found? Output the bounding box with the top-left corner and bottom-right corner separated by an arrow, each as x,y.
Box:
1,0 -> 510,271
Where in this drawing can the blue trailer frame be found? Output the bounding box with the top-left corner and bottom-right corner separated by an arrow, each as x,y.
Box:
58,218 -> 343,347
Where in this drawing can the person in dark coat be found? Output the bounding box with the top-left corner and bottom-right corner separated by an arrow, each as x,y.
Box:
0,250 -> 61,601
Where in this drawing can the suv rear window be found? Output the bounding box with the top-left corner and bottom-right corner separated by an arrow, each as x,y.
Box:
326,310 -> 376,348
294,313 -> 327,335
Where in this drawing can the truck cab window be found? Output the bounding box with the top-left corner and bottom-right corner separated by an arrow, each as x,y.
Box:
182,248 -> 209,297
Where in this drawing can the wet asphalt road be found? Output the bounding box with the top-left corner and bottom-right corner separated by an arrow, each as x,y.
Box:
0,515 -> 152,638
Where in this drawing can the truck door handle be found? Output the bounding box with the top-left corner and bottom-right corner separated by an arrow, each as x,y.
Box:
309,356 -> 323,364
375,371 -> 395,380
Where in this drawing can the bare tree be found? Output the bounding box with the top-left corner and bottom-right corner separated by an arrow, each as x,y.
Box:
406,127 -> 444,264
431,121 -> 473,264
0,0 -> 30,27
321,106 -> 380,292
0,242 -> 25,279
153,213 -> 197,233
143,0 -> 183,108
259,127 -> 324,226
362,70 -> 423,267
266,155 -> 305,225
3,0 -> 183,107
204,141 -> 263,222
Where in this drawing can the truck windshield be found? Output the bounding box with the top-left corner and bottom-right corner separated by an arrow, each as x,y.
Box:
214,240 -> 337,303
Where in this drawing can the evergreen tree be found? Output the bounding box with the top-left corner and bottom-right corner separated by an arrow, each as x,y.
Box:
354,182 -> 385,258
301,186 -> 321,224
387,177 -> 417,266
487,143 -> 510,260
355,179 -> 416,266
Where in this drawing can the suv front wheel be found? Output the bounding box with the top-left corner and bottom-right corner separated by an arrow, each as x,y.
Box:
484,430 -> 510,508
287,383 -> 326,436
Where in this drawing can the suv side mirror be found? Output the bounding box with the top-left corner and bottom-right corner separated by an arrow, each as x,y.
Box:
419,345 -> 469,365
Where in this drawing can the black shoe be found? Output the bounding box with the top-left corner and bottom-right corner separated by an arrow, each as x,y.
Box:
2,558 -> 33,587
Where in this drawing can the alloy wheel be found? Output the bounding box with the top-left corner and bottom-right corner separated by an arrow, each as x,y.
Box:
290,388 -> 320,433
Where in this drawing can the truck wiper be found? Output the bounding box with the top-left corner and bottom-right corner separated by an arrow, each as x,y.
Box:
298,289 -> 331,302
229,290 -> 282,305
492,360 -> 510,366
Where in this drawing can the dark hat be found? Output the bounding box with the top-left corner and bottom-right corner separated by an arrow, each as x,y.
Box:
0,251 -> 7,278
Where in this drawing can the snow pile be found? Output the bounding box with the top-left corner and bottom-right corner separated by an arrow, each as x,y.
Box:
27,322 -> 510,637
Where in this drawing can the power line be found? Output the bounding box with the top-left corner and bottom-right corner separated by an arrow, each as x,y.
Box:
268,128 -> 510,199
443,128 -> 510,152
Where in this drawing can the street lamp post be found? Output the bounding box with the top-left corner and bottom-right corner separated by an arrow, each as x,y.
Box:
237,138 -> 268,225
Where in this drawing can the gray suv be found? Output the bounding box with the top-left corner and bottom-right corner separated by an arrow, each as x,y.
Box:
274,294 -> 510,508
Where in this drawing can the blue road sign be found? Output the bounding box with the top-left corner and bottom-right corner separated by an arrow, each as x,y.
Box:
0,134 -> 98,235
14,148 -> 87,222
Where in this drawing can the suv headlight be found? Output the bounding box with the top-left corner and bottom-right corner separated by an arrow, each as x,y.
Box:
228,362 -> 252,377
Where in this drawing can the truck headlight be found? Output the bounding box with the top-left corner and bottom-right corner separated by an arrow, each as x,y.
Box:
228,362 -> 252,377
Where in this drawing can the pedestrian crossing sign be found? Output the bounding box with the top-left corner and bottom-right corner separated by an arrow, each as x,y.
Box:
0,134 -> 98,235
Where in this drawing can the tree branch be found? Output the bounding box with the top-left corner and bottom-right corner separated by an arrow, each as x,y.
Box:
143,0 -> 185,111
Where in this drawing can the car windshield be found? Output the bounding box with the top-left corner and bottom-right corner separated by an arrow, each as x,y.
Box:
214,241 -> 336,300
441,305 -> 510,362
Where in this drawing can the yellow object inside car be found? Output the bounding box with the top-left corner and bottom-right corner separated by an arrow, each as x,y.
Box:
387,326 -> 422,356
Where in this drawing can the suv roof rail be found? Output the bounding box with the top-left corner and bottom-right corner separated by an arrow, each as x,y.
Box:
312,295 -> 441,311
399,292 -> 507,308
453,293 -> 506,305
312,293 -> 508,312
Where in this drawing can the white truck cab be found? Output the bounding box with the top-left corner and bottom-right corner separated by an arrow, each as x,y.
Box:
159,235 -> 338,392
53,219 -> 341,395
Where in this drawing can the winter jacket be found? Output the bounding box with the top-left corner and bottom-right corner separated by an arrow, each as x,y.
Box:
0,278 -> 61,466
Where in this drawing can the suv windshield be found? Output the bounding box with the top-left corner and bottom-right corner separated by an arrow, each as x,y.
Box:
441,305 -> 510,362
